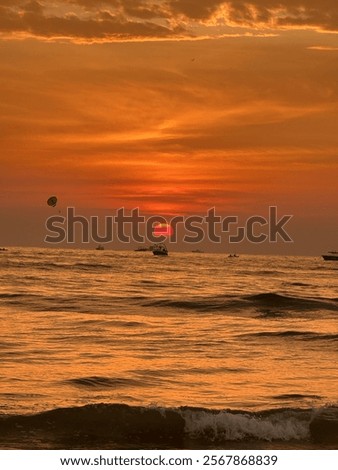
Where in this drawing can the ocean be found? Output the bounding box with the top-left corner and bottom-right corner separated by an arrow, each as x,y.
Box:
0,247 -> 337,449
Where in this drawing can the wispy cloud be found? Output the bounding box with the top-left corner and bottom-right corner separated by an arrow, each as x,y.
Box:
1,35 -> 337,215
308,45 -> 338,51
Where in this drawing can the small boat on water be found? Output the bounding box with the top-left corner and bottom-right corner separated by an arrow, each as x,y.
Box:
96,245 -> 105,251
192,249 -> 204,253
152,243 -> 168,256
228,253 -> 239,258
134,246 -> 150,252
322,251 -> 338,261
0,248 -> 8,252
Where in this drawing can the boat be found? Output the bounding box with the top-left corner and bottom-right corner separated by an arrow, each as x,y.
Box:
152,243 -> 168,256
192,249 -> 204,253
322,251 -> 338,261
96,245 -> 105,251
134,246 -> 150,252
0,248 -> 8,252
228,254 -> 239,258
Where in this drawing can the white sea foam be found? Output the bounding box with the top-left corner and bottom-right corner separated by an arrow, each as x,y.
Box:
181,409 -> 310,441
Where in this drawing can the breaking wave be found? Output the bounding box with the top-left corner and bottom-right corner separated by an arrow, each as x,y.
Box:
1,403 -> 337,448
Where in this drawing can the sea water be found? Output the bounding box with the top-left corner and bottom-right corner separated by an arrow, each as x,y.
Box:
0,248 -> 337,449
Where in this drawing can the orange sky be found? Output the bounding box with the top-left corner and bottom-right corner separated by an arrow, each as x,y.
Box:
0,1 -> 337,252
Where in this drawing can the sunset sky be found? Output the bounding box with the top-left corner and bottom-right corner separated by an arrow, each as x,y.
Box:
0,1 -> 337,253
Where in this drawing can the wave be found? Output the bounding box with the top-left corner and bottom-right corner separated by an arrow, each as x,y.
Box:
143,293 -> 338,313
0,293 -> 25,299
287,282 -> 311,287
1,404 -> 337,448
181,407 -> 309,442
2,261 -> 113,271
73,263 -> 112,270
2,288 -> 337,316
272,394 -> 322,400
64,376 -> 153,389
42,262 -> 113,271
239,331 -> 338,341
245,293 -> 338,311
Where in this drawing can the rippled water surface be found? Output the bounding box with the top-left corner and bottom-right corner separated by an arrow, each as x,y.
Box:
0,248 -> 337,448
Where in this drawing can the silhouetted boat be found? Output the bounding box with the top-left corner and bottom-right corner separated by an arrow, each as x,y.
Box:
152,243 -> 168,256
322,251 -> 338,261
134,247 -> 149,252
228,254 -> 239,258
192,249 -> 204,253
0,248 -> 8,252
96,245 -> 104,251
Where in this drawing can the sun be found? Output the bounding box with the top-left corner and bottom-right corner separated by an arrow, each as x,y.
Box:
153,223 -> 174,238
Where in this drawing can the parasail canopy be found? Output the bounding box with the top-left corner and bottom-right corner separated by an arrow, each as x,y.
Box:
47,196 -> 58,207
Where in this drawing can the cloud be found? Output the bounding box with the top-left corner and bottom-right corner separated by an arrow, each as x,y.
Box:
0,1 -> 187,41
308,46 -> 338,51
1,34 -> 337,225
168,1 -> 338,32
0,1 -> 337,42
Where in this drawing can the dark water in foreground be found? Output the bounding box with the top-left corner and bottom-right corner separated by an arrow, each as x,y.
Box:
0,248 -> 337,449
